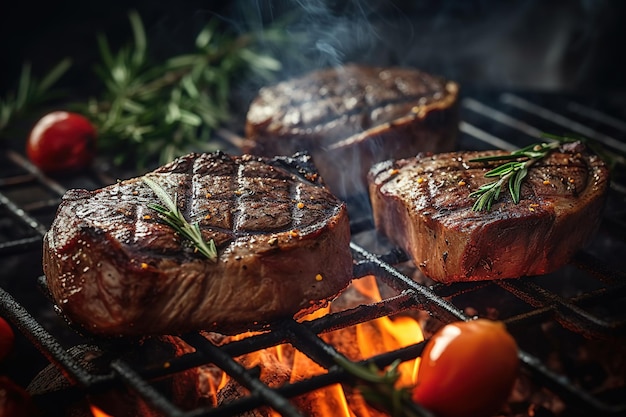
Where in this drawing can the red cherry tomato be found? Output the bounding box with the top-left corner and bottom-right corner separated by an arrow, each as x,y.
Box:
412,319 -> 519,417
0,316 -> 14,362
26,111 -> 97,173
0,376 -> 37,417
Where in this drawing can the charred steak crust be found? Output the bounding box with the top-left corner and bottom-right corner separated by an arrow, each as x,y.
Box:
244,64 -> 459,198
43,152 -> 353,336
368,142 -> 609,283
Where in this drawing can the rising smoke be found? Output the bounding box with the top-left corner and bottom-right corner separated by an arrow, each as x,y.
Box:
223,0 -> 625,93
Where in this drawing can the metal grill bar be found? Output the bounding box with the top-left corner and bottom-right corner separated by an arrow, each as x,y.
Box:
182,332 -> 304,417
496,280 -> 626,338
0,190 -> 48,235
566,102 -> 626,133
0,287 -> 114,389
500,93 -> 626,153
517,350 -> 625,415
462,97 -> 545,139
0,235 -> 42,255
459,121 -> 518,150
351,243 -> 468,323
0,91 -> 625,417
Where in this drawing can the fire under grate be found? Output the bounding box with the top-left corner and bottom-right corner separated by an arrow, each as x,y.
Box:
1,90 -> 625,417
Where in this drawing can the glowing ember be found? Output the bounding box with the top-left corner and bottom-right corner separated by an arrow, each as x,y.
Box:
90,405 -> 114,417
208,276 -> 424,416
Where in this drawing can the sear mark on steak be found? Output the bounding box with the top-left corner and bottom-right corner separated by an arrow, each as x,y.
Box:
368,141 -> 610,283
43,152 -> 353,336
244,64 -> 459,199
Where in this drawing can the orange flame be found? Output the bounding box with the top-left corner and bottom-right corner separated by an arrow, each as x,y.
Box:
210,275 -> 424,417
90,405 -> 114,417
353,276 -> 423,387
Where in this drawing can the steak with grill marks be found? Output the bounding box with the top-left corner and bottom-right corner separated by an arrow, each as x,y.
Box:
244,64 -> 459,198
43,152 -> 353,336
368,141 -> 609,283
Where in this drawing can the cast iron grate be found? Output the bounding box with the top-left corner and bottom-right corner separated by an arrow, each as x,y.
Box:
0,90 -> 625,417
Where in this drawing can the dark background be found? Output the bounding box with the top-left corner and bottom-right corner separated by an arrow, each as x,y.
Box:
1,0 -> 626,101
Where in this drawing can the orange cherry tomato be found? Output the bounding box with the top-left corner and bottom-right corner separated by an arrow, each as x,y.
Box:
0,316 -> 14,362
411,319 -> 519,417
0,376 -> 37,417
26,111 -> 97,174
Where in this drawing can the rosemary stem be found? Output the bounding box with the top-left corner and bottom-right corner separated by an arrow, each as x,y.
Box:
469,139 -> 567,211
142,177 -> 218,262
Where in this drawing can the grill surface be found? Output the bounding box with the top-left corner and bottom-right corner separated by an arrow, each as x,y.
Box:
1,89 -> 625,417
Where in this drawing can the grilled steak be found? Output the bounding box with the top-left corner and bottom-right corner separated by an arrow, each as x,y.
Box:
43,152 -> 353,336
244,64 -> 459,198
368,142 -> 609,282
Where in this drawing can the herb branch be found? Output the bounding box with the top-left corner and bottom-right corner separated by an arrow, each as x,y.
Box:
80,10 -> 290,170
142,177 -> 217,262
0,59 -> 71,133
334,356 -> 433,417
468,136 -> 575,211
544,132 -> 626,173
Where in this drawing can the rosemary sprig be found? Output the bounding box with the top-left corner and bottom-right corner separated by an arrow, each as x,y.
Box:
543,132 -> 626,173
334,355 -> 434,417
468,136 -> 575,211
142,177 -> 217,262
0,59 -> 71,133
79,10 -> 289,170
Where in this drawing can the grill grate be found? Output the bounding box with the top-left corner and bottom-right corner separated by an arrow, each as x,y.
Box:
1,90 -> 625,417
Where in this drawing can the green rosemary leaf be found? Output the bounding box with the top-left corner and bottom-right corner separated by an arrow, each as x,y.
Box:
146,202 -> 170,217
334,354 -> 431,416
194,222 -> 218,258
484,161 -> 517,178
78,10 -> 291,170
96,34 -> 115,71
16,63 -> 32,110
166,54 -> 201,69
195,21 -> 216,49
471,193 -> 486,212
143,177 -> 217,262
0,59 -> 71,134
540,132 -> 577,144
511,142 -> 542,156
143,177 -> 177,212
470,182 -> 498,211
468,154 -> 520,163
181,75 -> 200,98
179,109 -> 202,127
334,355 -> 390,384
494,181 -> 503,201
468,182 -> 494,197
128,10 -> 147,68
37,58 -> 72,94
239,48 -> 282,72
509,168 -> 528,204
469,137 -> 566,211
0,101 -> 11,129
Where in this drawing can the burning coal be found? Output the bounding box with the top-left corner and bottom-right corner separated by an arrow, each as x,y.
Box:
189,275 -> 424,417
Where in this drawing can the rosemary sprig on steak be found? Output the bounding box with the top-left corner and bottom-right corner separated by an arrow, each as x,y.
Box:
142,177 -> 217,262
469,136 -> 576,211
